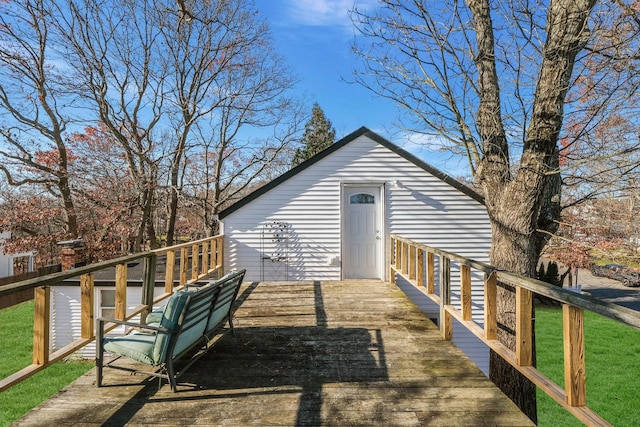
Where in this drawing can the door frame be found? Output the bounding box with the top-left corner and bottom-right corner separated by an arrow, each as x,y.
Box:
340,182 -> 386,280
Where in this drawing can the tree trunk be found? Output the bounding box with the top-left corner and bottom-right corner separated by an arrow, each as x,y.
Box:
58,165 -> 79,240
488,219 -> 539,422
466,0 -> 596,421
166,184 -> 178,247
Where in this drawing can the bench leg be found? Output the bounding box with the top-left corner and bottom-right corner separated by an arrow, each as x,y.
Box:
167,358 -> 177,392
96,320 -> 104,387
228,316 -> 235,336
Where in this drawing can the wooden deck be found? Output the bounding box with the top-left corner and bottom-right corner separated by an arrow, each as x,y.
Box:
13,280 -> 534,426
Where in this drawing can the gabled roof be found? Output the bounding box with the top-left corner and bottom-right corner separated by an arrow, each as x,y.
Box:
218,126 -> 484,219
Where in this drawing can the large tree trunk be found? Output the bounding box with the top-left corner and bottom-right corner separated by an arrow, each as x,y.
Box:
488,219 -> 540,421
467,0 -> 595,422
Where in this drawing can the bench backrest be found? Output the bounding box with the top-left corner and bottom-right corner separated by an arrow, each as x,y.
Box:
151,269 -> 246,363
154,284 -> 219,363
206,269 -> 246,334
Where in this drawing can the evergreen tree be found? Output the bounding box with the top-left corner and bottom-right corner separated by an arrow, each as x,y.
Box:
291,103 -> 336,167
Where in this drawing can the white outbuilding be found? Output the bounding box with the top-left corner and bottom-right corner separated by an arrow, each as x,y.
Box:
219,127 -> 493,374
219,127 -> 491,281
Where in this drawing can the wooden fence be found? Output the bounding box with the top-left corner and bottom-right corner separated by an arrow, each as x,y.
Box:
0,235 -> 224,393
389,234 -> 640,427
0,265 -> 61,310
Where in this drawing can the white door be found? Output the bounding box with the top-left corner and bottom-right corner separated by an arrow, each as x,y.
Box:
342,185 -> 383,279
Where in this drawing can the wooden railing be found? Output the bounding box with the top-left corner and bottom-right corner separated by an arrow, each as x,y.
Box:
389,234 -> 640,427
0,235 -> 224,393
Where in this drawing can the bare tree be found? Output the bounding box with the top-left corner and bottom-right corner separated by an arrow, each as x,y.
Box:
347,0 -> 638,421
156,0 -> 302,244
0,0 -> 79,240
56,0 -> 168,251
184,72 -> 306,236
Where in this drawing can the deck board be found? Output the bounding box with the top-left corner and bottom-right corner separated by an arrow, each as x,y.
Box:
13,280 -> 534,426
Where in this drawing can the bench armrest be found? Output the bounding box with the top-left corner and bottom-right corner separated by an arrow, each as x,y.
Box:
97,317 -> 173,334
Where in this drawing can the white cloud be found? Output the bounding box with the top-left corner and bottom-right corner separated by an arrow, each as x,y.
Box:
402,131 -> 450,152
282,0 -> 377,27
399,131 -> 472,178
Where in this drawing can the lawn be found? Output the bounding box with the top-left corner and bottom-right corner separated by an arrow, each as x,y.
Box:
535,306 -> 640,426
0,301 -> 93,427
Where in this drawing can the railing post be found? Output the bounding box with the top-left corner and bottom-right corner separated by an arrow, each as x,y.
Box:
460,264 -> 472,321
192,243 -> 199,280
439,255 -> 452,340
484,272 -> 497,340
33,286 -> 50,365
563,304 -> 587,407
180,247 -> 188,285
115,264 -> 127,320
417,248 -> 425,287
80,273 -> 94,339
389,237 -> 396,284
165,250 -> 175,294
409,244 -> 416,280
427,252 -> 435,294
142,253 -> 157,319
516,287 -> 533,366
401,242 -> 408,275
202,240 -> 209,274
218,235 -> 224,275
395,238 -> 401,272
210,237 -> 217,271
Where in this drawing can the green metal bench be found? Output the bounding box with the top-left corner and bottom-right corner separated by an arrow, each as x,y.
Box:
96,269 -> 246,391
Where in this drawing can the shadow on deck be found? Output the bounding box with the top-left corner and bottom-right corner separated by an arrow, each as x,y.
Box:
13,280 -> 534,426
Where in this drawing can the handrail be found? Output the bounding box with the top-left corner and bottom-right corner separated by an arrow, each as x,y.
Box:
389,234 -> 640,427
0,235 -> 223,297
0,234 -> 224,393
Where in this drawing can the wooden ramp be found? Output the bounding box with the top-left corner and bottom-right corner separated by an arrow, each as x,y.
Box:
13,280 -> 534,426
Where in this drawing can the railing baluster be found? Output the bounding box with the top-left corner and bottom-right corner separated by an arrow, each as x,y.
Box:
440,255 -> 452,340
191,244 -> 199,280
202,240 -> 209,274
409,244 -> 416,280
142,254 -> 157,319
165,250 -> 175,293
80,273 -> 94,339
427,252 -> 435,294
180,247 -> 188,285
516,287 -> 533,366
210,237 -> 217,271
388,237 -> 395,283
461,264 -> 472,321
417,248 -> 425,287
563,304 -> 586,406
33,286 -> 50,365
218,236 -> 224,275
400,242 -> 407,274
115,264 -> 127,320
484,272 -> 497,340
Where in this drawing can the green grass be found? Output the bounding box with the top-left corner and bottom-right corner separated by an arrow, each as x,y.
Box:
0,301 -> 93,427
536,306 -> 640,426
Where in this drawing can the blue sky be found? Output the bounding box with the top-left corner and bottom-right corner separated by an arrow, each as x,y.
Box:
257,1 -> 472,178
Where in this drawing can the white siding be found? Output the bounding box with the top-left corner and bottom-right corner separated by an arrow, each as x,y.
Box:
221,132 -> 493,376
51,285 -> 166,359
223,134 -> 491,281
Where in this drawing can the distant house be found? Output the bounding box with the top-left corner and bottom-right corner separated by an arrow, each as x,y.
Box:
219,127 -> 493,374
0,231 -> 35,278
